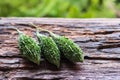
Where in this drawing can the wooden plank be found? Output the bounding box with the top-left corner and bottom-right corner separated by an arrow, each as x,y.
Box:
1,59 -> 120,80
0,18 -> 120,80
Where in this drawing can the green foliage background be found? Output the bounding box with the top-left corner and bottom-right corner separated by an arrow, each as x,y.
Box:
0,0 -> 120,18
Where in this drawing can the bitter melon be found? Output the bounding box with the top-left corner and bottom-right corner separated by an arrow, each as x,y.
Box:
17,29 -> 41,65
49,32 -> 84,63
36,30 -> 60,68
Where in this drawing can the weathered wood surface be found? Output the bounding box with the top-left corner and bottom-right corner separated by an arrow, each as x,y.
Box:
0,18 -> 120,80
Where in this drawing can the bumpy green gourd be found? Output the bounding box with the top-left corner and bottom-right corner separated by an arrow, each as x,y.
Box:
36,30 -> 60,68
49,32 -> 84,63
17,30 -> 41,65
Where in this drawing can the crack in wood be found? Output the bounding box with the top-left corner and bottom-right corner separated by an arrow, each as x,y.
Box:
97,43 -> 120,49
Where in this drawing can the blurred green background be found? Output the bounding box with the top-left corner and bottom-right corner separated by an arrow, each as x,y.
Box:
0,0 -> 120,18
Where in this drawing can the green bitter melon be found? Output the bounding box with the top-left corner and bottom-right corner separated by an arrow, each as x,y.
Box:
17,29 -> 41,65
36,30 -> 60,68
49,32 -> 84,63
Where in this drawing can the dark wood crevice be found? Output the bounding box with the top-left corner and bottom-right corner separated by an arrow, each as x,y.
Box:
97,43 -> 120,49
84,56 -> 120,60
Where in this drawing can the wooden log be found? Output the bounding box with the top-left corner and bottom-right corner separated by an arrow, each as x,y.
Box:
0,18 -> 120,80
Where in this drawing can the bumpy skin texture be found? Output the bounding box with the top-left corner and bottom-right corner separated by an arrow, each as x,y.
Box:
18,32 -> 41,65
50,32 -> 84,63
36,31 -> 60,68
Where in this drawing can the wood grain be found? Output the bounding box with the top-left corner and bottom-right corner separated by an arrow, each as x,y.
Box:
0,18 -> 120,80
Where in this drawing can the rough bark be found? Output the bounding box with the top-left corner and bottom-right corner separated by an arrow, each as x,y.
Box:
0,18 -> 120,80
